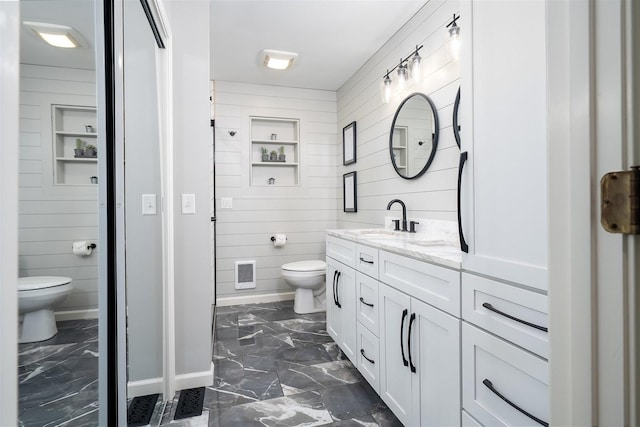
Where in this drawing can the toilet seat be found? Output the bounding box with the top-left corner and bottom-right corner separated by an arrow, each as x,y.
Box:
282,260 -> 326,272
18,276 -> 72,291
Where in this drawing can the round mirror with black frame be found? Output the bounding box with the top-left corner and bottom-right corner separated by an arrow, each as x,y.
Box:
453,86 -> 461,149
389,92 -> 439,179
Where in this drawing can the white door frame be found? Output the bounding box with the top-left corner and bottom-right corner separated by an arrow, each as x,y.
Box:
0,1 -> 19,424
548,0 -> 638,425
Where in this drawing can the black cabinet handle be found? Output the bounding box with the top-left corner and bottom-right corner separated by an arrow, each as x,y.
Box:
400,309 -> 409,367
457,151 -> 469,253
482,302 -> 548,333
408,312 -> 416,373
360,348 -> 375,364
359,257 -> 374,265
482,379 -> 548,427
335,271 -> 342,308
333,270 -> 338,305
453,87 -> 461,149
359,297 -> 374,308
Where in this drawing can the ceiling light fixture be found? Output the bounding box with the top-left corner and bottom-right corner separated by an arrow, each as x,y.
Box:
24,21 -> 86,48
261,49 -> 298,70
446,14 -> 461,60
380,44 -> 423,104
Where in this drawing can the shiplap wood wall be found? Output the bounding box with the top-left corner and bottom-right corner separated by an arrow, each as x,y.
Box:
214,81 -> 337,298
18,64 -> 98,314
337,0 -> 460,228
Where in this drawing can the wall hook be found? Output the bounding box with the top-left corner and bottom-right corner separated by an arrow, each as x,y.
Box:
228,130 -> 237,136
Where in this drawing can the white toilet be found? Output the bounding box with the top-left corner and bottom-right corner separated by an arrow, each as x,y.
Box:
281,260 -> 326,314
18,276 -> 73,344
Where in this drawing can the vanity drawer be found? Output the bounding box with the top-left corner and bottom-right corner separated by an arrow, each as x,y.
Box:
462,273 -> 548,358
355,244 -> 378,279
356,321 -> 380,393
326,235 -> 356,268
356,272 -> 379,336
462,323 -> 549,427
379,250 -> 460,316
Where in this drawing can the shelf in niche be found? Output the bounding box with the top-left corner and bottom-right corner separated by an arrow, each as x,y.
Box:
56,157 -> 98,162
52,104 -> 98,186
250,116 -> 300,187
252,162 -> 298,167
251,139 -> 298,145
56,131 -> 97,137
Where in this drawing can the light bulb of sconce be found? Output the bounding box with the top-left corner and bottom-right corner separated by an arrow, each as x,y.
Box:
397,61 -> 408,93
411,50 -> 422,83
449,24 -> 461,60
382,73 -> 392,104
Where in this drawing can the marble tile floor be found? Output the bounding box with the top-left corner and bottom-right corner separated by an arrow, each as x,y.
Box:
18,318 -> 100,427
160,301 -> 403,427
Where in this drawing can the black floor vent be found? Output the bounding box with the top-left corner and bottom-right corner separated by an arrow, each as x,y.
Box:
174,387 -> 205,420
127,393 -> 159,426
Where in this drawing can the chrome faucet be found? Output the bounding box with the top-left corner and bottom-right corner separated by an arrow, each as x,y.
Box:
386,199 -> 408,232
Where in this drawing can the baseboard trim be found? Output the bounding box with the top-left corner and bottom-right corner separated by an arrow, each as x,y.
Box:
175,362 -> 214,391
127,377 -> 163,398
55,308 -> 99,322
216,291 -> 295,307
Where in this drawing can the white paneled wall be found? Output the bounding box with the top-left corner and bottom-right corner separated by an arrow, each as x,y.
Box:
337,0 -> 460,228
18,64 -> 98,314
214,81 -> 337,299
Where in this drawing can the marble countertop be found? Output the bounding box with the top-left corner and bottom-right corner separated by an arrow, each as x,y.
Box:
327,228 -> 462,270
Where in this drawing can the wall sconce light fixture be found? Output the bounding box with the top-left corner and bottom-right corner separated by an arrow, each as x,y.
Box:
447,14 -> 461,60
380,44 -> 423,104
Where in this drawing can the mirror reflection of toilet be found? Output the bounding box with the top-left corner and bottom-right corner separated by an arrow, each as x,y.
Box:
281,260 -> 326,314
18,276 -> 73,343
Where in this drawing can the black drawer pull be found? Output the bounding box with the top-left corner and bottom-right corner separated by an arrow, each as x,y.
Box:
359,297 -> 374,308
360,348 -> 375,364
483,379 -> 548,427
482,302 -> 548,333
400,309 -> 409,367
359,257 -> 374,264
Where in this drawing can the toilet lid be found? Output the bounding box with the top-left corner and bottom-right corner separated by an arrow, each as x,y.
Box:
18,276 -> 72,291
282,260 -> 326,272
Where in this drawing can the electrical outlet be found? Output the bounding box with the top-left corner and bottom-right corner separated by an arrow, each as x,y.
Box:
221,197 -> 233,209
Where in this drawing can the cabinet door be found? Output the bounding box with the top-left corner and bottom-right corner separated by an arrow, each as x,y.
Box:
326,256 -> 357,363
336,264 -> 357,363
326,257 -> 341,344
459,0 -> 548,291
378,283 -> 413,425
410,298 -> 461,427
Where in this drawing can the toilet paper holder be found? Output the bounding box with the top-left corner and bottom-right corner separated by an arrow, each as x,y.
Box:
270,236 -> 287,242
88,243 -> 96,249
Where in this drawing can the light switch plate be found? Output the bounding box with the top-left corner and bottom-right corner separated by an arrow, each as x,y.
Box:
142,194 -> 157,215
181,194 -> 196,214
221,197 -> 233,209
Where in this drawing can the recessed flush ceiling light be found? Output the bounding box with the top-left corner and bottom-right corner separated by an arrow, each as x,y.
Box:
261,49 -> 298,70
24,21 -> 86,48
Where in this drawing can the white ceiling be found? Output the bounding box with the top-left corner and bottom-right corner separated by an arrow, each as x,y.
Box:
210,0 -> 427,91
19,0 -> 427,92
20,0 -> 96,70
